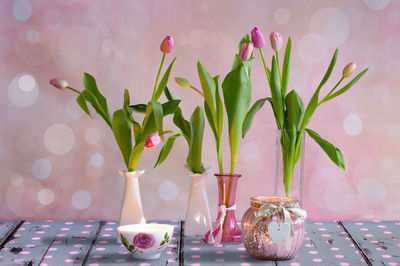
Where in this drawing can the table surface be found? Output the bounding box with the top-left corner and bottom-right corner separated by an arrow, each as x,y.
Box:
0,220 -> 399,265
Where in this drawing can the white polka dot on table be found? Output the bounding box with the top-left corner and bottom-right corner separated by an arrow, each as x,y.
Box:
32,158 -> 52,180
343,114 -> 363,136
8,73 -> 39,107
90,152 -> 104,167
37,188 -> 55,205
158,181 -> 178,201
309,8 -> 349,48
44,123 -> 75,155
297,33 -> 328,64
364,0 -> 391,10
273,8 -> 291,24
71,190 -> 92,210
13,0 -> 32,22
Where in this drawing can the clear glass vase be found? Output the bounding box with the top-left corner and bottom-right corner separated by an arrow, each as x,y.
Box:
205,173 -> 242,245
274,130 -> 305,206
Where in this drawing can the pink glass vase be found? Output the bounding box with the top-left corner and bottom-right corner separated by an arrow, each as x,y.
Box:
205,173 -> 242,245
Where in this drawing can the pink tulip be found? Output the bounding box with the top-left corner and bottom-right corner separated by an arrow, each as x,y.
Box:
160,36 -> 174,54
342,63 -> 356,78
251,27 -> 266,49
145,133 -> 161,148
269,32 -> 283,52
50,78 -> 68,90
239,43 -> 253,61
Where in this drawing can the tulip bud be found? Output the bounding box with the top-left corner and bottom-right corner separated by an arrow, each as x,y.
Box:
239,43 -> 253,61
269,32 -> 283,52
50,78 -> 68,90
175,77 -> 190,87
145,133 -> 161,148
251,27 -> 266,49
342,63 -> 356,78
160,36 -> 174,53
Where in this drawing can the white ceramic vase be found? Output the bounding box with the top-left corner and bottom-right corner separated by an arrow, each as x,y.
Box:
184,172 -> 211,237
117,170 -> 146,243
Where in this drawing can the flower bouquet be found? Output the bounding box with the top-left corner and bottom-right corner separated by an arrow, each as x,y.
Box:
50,36 -> 180,232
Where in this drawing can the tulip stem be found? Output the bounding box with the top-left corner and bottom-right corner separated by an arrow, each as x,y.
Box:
319,77 -> 344,105
259,49 -> 270,83
276,51 -> 282,82
162,130 -> 182,136
66,86 -> 81,94
189,85 -> 205,98
152,53 -> 166,101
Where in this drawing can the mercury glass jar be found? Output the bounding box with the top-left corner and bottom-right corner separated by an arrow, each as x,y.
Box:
241,196 -> 306,260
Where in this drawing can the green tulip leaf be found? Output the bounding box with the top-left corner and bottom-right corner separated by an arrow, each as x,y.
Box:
197,60 -> 217,126
285,90 -> 305,134
242,97 -> 269,138
164,86 -> 174,101
153,57 -> 177,101
270,55 -> 284,129
214,75 -> 223,140
76,92 -> 92,118
129,142 -> 145,171
187,106 -> 205,173
281,37 -> 291,97
122,90 -> 141,141
129,104 -> 147,114
154,134 -> 181,168
222,62 -> 252,173
173,108 -> 191,142
305,128 -> 345,170
112,109 -> 132,170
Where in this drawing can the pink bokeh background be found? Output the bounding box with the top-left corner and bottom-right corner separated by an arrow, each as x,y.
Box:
1,0 -> 399,221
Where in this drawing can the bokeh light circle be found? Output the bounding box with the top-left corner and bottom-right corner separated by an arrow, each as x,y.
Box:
343,114 -> 363,136
274,8 -> 291,24
44,123 -> 75,155
37,188 -> 55,206
364,0 -> 391,10
32,158 -> 52,180
84,128 -> 101,145
71,190 -> 92,210
8,73 -> 39,107
90,152 -> 104,167
309,8 -> 349,48
158,181 -> 178,201
13,0 -> 32,22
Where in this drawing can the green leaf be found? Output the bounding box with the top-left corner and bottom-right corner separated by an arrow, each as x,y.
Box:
112,109 -> 132,169
164,232 -> 168,239
160,240 -> 165,246
164,86 -> 174,101
323,68 -> 369,102
214,75 -> 223,139
270,56 -> 284,128
150,101 -> 164,141
162,99 -> 181,115
129,142 -> 145,170
285,90 -> 305,133
121,234 -> 129,248
300,49 -> 338,131
187,106 -> 205,173
129,104 -> 147,114
128,245 -> 135,252
78,90 -> 112,127
83,72 -> 111,125
305,128 -> 345,170
197,60 -> 217,125
122,90 -> 141,141
204,101 -> 217,140
242,98 -> 269,138
281,37 -> 291,97
153,57 -> 177,101
222,62 -> 252,173
154,134 -> 181,168
173,108 -> 191,141
76,93 -> 92,118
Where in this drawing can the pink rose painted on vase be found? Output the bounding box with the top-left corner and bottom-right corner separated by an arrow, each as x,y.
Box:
133,233 -> 155,249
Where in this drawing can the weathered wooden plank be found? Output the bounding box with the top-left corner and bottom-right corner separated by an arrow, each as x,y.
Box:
0,221 -> 23,246
85,220 -> 181,266
183,227 -> 275,266
0,220 -> 101,265
277,221 -> 367,265
341,220 -> 400,265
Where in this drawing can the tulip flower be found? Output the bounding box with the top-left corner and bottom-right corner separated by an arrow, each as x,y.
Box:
50,78 -> 68,90
160,36 -> 174,54
269,31 -> 283,52
251,27 -> 266,49
342,62 -> 356,78
145,133 -> 161,148
239,43 -> 253,61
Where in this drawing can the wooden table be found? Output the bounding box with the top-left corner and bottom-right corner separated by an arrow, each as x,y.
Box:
0,220 -> 399,265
